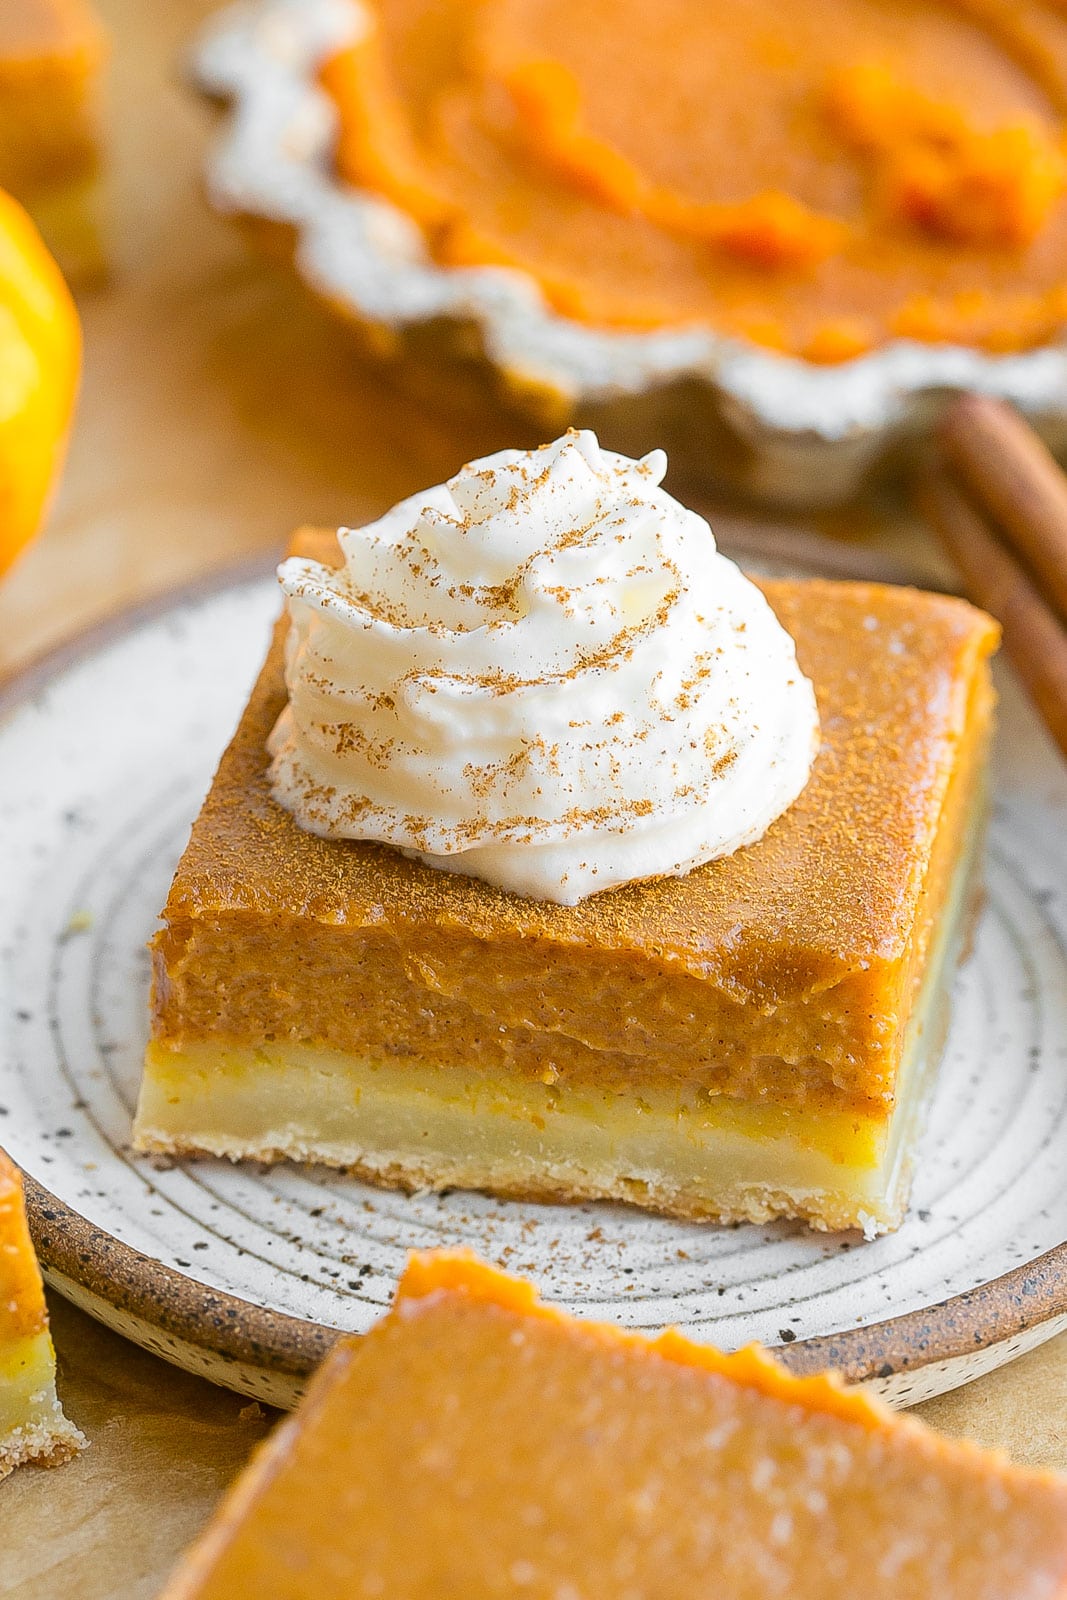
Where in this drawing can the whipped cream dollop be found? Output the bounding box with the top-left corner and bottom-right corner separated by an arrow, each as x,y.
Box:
267,431 -> 819,904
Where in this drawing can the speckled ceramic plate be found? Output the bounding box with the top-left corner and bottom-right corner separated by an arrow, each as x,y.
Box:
1,560 -> 1066,1410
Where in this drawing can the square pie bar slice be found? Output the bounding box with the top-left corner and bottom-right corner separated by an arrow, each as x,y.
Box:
0,1150 -> 84,1478
161,1252 -> 1067,1600
135,529 -> 998,1233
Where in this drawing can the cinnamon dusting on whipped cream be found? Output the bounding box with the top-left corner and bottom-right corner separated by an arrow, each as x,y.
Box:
267,431 -> 819,903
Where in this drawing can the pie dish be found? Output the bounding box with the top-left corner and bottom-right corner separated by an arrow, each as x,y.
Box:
0,1149 -> 83,1479
0,0 -> 106,281
196,0 -> 1067,507
160,1252 -> 1067,1600
134,528 -> 997,1235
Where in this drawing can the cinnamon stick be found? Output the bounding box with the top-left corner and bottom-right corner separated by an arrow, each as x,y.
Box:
941,394 -> 1067,623
920,465 -> 1067,759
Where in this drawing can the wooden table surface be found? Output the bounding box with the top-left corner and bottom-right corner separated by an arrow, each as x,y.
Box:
0,2 -> 1064,1596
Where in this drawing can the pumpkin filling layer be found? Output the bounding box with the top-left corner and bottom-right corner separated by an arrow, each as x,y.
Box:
322,0 -> 1067,359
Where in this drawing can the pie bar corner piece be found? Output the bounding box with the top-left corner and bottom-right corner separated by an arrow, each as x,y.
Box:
159,1251 -> 1067,1600
0,0 -> 107,281
134,525 -> 999,1236
0,1150 -> 84,1480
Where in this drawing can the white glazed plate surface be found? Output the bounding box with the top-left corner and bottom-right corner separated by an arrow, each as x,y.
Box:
1,566 -> 1066,1406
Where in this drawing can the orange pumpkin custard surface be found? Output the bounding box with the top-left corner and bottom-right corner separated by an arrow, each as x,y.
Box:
322,0 -> 1067,361
163,1252 -> 1067,1600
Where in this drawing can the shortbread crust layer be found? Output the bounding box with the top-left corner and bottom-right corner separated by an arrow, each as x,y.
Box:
0,1328 -> 84,1480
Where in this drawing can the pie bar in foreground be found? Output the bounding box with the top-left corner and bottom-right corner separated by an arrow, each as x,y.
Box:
135,528 -> 997,1234
160,1252 -> 1067,1600
0,1150 -> 83,1479
0,0 -> 106,279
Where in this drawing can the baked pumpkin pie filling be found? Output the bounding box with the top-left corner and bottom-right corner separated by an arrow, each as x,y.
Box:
160,1252 -> 1067,1600
136,459 -> 997,1232
320,0 -> 1067,360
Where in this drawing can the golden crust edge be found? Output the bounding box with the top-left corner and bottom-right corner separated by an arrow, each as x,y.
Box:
130,1128 -> 897,1234
0,1412 -> 85,1482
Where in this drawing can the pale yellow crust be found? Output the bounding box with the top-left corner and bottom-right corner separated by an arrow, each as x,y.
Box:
134,1133 -> 866,1232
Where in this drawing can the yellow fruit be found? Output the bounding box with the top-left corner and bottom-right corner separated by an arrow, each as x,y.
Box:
0,187 -> 80,578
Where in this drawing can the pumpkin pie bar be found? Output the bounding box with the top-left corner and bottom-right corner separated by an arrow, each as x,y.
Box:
0,1150 -> 84,1479
0,0 -> 106,279
160,1251 -> 1067,1600
135,528 -> 997,1234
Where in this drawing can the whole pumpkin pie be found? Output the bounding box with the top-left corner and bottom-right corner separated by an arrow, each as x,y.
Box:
0,1150 -> 84,1479
197,0 -> 1067,504
0,0 -> 106,280
321,0 -> 1067,362
160,1251 -> 1067,1600
134,435 -> 998,1235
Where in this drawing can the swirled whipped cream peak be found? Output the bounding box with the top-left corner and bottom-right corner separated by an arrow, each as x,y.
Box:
267,431 -> 819,904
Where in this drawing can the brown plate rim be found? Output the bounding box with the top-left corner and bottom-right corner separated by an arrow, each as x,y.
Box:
4,559 -> 1066,1391
20,1172 -> 1067,1387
